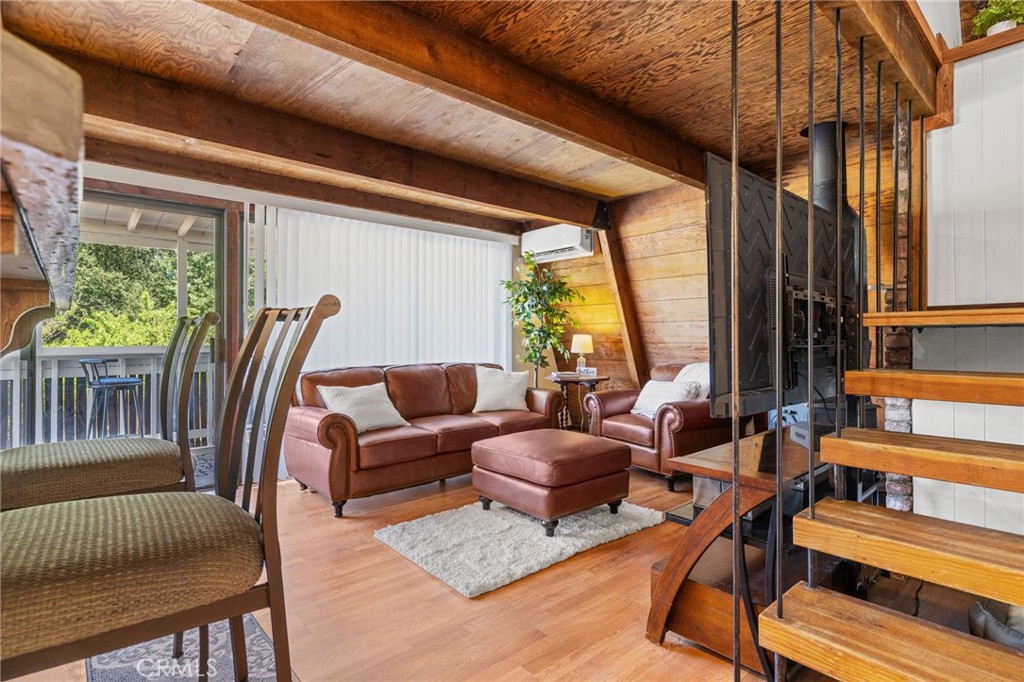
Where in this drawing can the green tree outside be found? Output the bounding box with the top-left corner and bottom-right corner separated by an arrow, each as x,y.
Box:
43,243 -> 215,348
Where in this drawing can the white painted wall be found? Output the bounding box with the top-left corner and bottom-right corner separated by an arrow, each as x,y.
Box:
915,42 -> 1024,532
917,0 -> 962,48
913,328 -> 1024,533
927,43 -> 1024,307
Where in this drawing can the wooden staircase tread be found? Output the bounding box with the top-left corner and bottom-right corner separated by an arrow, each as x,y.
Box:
845,369 -> 1024,407
863,307 -> 1024,327
794,499 -> 1024,605
822,429 -> 1024,493
759,583 -> 1024,682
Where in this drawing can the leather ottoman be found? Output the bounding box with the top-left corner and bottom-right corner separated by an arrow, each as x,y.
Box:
471,429 -> 631,536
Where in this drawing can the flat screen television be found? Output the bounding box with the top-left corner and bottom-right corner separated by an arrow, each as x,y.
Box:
704,152 -> 858,418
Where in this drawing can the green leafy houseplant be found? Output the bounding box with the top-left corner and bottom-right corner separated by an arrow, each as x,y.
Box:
974,0 -> 1024,36
501,252 -> 583,386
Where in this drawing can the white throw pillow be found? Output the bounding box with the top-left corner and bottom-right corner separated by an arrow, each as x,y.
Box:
317,382 -> 409,433
631,380 -> 695,419
473,365 -> 528,412
673,362 -> 711,399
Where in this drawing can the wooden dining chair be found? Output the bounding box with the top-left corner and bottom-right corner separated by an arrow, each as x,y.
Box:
0,312 -> 219,511
0,294 -> 340,682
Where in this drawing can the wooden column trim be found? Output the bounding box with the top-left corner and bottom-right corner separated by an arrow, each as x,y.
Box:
201,0 -> 706,189
924,35 -> 955,132
598,230 -> 648,387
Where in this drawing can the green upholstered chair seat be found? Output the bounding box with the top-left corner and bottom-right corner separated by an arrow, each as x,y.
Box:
0,492 -> 264,658
0,437 -> 184,511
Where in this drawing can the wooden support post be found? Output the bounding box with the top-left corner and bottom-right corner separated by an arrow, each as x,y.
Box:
597,229 -> 648,387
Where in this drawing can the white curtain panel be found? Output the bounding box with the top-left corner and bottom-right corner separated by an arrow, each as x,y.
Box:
263,207 -> 513,372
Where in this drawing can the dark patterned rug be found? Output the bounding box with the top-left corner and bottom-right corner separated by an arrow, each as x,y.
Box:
192,449 -> 216,491
86,614 -> 297,681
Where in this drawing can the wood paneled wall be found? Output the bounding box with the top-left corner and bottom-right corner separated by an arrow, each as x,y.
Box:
550,184 -> 710,420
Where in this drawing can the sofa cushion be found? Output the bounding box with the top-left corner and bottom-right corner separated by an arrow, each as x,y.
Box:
473,410 -> 548,436
358,426 -> 437,469
300,367 -> 385,408
408,414 -> 497,454
444,362 -> 501,415
473,365 -> 528,412
318,383 -> 409,433
385,365 -> 452,420
673,362 -> 711,399
602,413 -> 655,447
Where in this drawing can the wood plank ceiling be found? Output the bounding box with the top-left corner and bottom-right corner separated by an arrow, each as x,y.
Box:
1,0 -> 911,229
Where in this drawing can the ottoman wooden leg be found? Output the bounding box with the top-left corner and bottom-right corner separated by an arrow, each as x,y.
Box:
609,500 -> 622,514
479,495 -> 492,510
541,519 -> 559,537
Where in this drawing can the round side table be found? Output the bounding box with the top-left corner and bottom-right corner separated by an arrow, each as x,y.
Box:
546,374 -> 609,431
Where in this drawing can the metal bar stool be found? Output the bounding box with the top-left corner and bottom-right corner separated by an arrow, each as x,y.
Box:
81,358 -> 144,438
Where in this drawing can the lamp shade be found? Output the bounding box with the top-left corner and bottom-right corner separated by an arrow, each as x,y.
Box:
570,334 -> 593,354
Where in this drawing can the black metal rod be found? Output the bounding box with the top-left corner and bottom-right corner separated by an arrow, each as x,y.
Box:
729,2 -> 742,678
857,37 -> 867,430
773,0 -> 785,630
875,61 -> 883,367
773,1 -> 788,674
919,113 -> 925,308
892,82 -> 900,313
806,0 -> 818,589
907,99 -> 914,311
834,8 -> 844,448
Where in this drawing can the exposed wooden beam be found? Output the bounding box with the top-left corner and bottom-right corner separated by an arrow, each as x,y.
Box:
819,0 -> 940,116
201,0 -> 706,189
176,215 -> 196,237
125,207 -> 142,232
54,50 -> 596,228
86,139 -> 523,236
597,229 -> 648,387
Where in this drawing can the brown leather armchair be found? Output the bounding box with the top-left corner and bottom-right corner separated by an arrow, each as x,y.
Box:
584,363 -> 733,490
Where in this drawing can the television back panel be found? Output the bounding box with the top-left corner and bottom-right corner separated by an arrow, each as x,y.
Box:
705,152 -> 856,417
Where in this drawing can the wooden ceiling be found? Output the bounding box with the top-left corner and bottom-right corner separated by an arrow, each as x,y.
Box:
0,0 -> 936,230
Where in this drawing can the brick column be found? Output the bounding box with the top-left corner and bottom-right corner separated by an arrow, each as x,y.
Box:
883,105 -> 913,513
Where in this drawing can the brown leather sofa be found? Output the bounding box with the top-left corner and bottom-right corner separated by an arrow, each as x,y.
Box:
284,362 -> 563,517
584,363 -> 732,490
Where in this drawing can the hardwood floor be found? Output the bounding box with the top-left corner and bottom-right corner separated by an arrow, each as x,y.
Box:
23,469 -> 765,681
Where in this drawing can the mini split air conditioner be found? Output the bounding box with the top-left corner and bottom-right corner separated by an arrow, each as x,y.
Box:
520,224 -> 594,263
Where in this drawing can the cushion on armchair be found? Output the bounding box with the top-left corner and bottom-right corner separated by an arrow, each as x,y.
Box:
631,380 -> 699,419
673,362 -> 711,399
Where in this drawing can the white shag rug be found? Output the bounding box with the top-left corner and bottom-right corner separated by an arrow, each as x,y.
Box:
374,501 -> 664,598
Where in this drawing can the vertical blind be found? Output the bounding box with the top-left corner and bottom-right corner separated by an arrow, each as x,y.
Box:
253,206 -> 513,372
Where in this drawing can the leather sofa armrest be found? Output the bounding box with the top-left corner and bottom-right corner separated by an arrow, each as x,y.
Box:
285,405 -> 357,451
584,388 -> 641,436
654,400 -> 728,435
654,399 -> 733,468
284,406 -> 359,506
526,388 -> 564,428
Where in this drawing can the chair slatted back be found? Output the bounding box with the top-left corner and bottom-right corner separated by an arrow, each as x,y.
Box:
174,313 -> 219,487
158,316 -> 192,441
215,296 -> 340,533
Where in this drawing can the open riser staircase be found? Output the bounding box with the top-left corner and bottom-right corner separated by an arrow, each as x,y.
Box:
758,368 -> 1024,680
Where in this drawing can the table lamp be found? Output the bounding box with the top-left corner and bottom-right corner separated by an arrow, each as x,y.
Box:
570,334 -> 593,371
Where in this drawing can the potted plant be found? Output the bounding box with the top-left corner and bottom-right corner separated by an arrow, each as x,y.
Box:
973,0 -> 1024,37
501,251 -> 583,386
